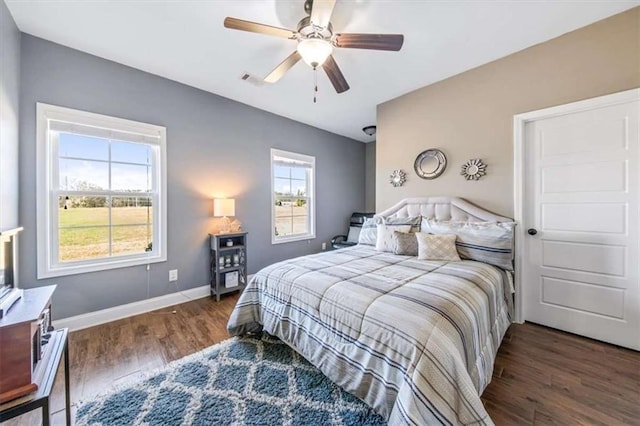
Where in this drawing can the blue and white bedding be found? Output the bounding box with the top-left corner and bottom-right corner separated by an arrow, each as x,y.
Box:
227,245 -> 512,425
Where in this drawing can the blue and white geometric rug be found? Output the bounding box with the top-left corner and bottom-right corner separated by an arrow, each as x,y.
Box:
75,334 -> 386,425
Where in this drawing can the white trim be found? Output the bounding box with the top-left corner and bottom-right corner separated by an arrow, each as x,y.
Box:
36,103 -> 168,278
270,148 -> 316,244
512,88 -> 640,324
53,285 -> 210,331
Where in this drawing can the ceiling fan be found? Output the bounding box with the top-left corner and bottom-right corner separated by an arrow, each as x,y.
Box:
224,0 -> 404,96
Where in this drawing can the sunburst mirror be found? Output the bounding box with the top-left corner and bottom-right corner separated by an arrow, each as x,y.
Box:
461,159 -> 487,181
389,169 -> 407,187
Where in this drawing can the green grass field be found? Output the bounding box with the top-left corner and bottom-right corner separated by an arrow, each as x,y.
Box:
59,205 -> 307,262
59,207 -> 152,262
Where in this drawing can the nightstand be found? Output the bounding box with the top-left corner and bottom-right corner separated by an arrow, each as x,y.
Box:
209,232 -> 248,301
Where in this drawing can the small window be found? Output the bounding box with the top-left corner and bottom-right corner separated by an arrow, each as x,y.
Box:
271,149 -> 315,244
37,103 -> 167,278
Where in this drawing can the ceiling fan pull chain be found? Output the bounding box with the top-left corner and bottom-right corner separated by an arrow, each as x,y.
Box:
313,66 -> 318,103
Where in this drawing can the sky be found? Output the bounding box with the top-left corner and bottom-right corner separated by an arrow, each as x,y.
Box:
273,165 -> 307,196
58,132 -> 152,192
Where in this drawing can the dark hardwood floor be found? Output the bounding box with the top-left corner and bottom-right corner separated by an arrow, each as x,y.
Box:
4,293 -> 639,425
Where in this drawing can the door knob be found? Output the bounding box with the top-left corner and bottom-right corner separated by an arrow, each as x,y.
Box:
527,228 -> 538,235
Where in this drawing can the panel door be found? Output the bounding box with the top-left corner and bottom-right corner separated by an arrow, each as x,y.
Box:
523,97 -> 640,350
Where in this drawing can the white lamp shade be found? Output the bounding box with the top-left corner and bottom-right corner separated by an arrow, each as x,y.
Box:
297,38 -> 333,68
213,198 -> 235,217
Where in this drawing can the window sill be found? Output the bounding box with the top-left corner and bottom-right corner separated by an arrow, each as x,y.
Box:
38,253 -> 166,279
271,234 -> 315,245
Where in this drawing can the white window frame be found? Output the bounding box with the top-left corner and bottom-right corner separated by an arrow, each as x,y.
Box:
270,148 -> 316,244
36,103 -> 167,278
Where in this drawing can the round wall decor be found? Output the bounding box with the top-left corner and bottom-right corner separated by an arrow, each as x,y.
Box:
461,158 -> 487,180
414,149 -> 447,180
389,169 -> 407,187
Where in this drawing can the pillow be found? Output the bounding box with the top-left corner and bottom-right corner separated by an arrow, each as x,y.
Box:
376,224 -> 411,252
421,218 -> 515,270
358,216 -> 421,246
385,216 -> 421,232
393,231 -> 418,256
346,226 -> 361,243
416,233 -> 461,261
358,217 -> 383,245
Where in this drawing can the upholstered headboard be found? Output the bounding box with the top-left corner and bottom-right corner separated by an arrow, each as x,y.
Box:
376,197 -> 512,223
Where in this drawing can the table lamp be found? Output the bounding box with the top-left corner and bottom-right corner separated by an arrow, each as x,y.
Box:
214,198 -> 235,234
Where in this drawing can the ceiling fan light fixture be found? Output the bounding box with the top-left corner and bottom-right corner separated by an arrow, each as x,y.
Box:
297,38 -> 333,68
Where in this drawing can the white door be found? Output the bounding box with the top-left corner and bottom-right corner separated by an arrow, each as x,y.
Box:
521,90 -> 640,350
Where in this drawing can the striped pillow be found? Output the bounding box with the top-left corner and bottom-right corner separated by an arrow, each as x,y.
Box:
358,217 -> 383,245
358,216 -> 421,246
420,218 -> 515,270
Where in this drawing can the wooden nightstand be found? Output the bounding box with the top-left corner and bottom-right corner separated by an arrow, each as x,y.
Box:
209,232 -> 248,301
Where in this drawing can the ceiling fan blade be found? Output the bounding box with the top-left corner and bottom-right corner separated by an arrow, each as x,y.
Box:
334,33 -> 404,51
310,0 -> 336,28
264,52 -> 302,83
224,17 -> 297,39
322,55 -> 350,94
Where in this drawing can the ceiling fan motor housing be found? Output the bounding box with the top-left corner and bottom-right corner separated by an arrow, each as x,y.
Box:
297,16 -> 333,41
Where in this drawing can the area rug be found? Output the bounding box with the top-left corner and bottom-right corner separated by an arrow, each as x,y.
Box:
75,334 -> 386,425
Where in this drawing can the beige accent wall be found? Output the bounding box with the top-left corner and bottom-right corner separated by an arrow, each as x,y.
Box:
377,7 -> 640,217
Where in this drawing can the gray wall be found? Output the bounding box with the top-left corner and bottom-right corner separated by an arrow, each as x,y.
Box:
19,35 -> 365,319
0,0 -> 20,231
364,142 -> 376,212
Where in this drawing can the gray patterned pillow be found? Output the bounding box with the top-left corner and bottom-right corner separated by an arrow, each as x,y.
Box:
393,231 -> 418,256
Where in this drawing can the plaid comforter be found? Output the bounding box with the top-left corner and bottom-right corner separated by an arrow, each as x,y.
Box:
227,245 -> 511,425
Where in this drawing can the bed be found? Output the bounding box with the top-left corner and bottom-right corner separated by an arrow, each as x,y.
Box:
228,197 -> 514,425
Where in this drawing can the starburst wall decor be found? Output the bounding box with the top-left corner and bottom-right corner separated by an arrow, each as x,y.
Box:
389,169 -> 407,187
461,159 -> 487,181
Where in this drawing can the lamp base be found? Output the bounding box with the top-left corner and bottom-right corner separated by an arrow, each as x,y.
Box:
220,216 -> 232,234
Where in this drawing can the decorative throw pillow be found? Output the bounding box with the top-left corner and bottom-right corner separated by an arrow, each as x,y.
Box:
375,224 -> 411,252
416,233 -> 461,261
420,218 -> 515,270
393,231 -> 418,256
346,226 -> 361,243
358,217 -> 383,245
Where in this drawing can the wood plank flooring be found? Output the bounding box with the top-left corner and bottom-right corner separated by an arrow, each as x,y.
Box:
3,293 -> 639,425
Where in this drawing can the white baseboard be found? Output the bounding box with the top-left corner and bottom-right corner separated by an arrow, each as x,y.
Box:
53,285 -> 210,332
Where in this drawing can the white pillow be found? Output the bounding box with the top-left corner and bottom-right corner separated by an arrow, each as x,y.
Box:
416,233 -> 461,261
346,226 -> 361,243
376,224 -> 411,252
358,217 -> 383,246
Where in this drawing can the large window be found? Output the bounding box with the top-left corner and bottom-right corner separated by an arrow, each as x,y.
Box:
36,103 -> 167,278
271,149 -> 315,244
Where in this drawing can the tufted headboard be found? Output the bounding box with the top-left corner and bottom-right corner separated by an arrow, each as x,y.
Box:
376,197 -> 512,223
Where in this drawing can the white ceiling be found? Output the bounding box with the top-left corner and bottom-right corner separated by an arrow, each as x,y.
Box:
6,0 -> 638,142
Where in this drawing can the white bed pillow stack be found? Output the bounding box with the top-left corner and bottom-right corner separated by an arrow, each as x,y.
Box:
358,216 -> 421,246
420,218 -> 516,270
